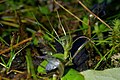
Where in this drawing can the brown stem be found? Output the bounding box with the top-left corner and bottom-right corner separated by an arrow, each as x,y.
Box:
0,37 -> 32,54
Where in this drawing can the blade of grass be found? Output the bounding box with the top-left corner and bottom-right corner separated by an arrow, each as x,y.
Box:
26,48 -> 37,80
0,57 -> 7,66
92,44 -> 103,58
56,10 -> 66,36
6,50 -> 15,72
0,63 -> 7,68
31,12 -> 49,32
46,15 -> 60,39
94,43 -> 120,70
0,21 -> 19,28
0,37 -> 9,46
26,53 -> 30,76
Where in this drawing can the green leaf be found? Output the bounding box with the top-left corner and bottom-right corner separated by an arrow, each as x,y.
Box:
37,60 -> 48,74
99,24 -> 109,32
39,6 -> 50,15
82,16 -> 89,29
61,69 -> 84,80
53,54 -> 64,61
33,37 -> 39,46
81,68 -> 120,80
43,33 -> 53,41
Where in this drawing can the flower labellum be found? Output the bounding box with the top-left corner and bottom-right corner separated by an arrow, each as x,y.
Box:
46,58 -> 61,72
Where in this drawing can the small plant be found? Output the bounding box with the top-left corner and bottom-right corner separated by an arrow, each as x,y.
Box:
109,19 -> 120,52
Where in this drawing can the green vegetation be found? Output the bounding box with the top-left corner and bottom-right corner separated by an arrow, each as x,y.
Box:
0,0 -> 120,80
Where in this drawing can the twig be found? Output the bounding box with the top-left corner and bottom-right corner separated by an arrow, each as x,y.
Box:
0,37 -> 32,54
54,0 -> 88,26
78,0 -> 113,30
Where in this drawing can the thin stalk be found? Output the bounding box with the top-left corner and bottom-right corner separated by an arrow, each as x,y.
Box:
78,0 -> 112,30
46,15 -> 60,39
26,48 -> 37,80
92,44 -> 103,58
56,10 -> 66,36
